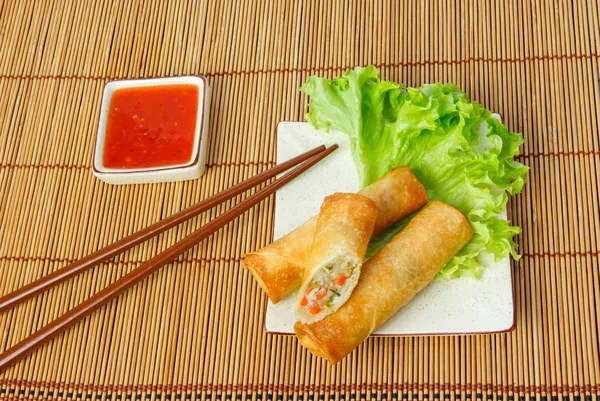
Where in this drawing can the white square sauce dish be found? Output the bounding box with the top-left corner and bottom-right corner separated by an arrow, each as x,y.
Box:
92,76 -> 210,185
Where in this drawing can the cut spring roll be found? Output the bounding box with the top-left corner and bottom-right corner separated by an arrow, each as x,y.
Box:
243,166 -> 428,303
294,201 -> 473,364
296,193 -> 379,324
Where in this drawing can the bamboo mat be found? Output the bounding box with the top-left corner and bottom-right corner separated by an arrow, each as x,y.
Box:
0,0 -> 599,400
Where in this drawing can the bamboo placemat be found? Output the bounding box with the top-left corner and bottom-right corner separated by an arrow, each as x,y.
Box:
1,0 -> 599,400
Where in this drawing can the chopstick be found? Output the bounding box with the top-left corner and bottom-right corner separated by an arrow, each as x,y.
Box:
0,144 -> 338,370
0,145 -> 326,312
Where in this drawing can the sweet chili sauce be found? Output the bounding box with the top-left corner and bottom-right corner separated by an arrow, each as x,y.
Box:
102,84 -> 199,169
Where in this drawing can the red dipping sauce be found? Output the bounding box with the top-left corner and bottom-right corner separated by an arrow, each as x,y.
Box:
103,84 -> 199,169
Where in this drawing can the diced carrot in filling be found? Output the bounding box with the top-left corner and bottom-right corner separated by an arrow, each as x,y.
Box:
337,274 -> 347,286
315,288 -> 328,300
300,296 -> 308,306
309,304 -> 322,315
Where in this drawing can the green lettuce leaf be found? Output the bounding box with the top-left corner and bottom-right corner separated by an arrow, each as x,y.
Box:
301,66 -> 528,279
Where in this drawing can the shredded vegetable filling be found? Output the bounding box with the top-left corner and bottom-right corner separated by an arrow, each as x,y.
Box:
301,260 -> 355,315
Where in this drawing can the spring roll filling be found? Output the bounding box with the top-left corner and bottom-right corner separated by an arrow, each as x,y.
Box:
299,257 -> 358,316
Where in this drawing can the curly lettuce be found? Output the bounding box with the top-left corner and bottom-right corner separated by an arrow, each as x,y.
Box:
301,66 -> 528,278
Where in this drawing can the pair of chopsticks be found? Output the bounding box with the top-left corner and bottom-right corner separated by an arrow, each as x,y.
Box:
0,144 -> 338,371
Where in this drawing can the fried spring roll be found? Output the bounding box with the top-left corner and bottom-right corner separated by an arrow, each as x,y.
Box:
243,166 -> 428,303
294,201 -> 473,364
296,193 -> 379,324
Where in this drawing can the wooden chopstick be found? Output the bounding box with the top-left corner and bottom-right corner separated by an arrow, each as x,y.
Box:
0,144 -> 338,371
0,145 -> 326,313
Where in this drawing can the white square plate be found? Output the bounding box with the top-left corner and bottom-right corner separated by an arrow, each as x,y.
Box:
265,122 -> 515,336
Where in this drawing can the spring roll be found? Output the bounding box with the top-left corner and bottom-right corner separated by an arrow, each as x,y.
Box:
294,201 -> 473,364
243,166 -> 428,303
296,193 -> 379,324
